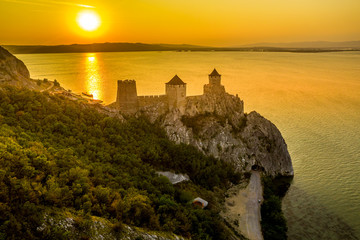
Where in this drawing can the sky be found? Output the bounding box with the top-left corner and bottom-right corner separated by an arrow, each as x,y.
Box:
0,0 -> 359,46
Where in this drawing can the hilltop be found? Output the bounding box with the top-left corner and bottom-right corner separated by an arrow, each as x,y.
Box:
0,46 -> 32,87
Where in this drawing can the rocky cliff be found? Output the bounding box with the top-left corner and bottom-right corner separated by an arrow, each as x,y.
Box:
0,46 -> 35,88
141,91 -> 293,177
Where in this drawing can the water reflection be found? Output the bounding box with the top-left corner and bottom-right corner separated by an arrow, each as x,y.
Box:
85,53 -> 102,100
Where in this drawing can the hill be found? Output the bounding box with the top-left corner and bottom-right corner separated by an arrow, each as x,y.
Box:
0,46 -> 31,86
3,41 -> 360,54
241,40 -> 360,49
2,43 -> 208,54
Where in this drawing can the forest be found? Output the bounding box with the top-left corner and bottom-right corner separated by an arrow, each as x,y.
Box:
0,86 -> 241,239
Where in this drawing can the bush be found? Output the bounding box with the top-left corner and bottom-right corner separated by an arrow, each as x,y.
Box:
54,79 -> 60,87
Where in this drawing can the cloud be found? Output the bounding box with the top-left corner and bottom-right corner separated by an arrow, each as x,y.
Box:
76,4 -> 95,8
2,0 -> 95,8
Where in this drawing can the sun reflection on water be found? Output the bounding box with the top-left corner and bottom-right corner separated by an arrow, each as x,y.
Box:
85,53 -> 102,100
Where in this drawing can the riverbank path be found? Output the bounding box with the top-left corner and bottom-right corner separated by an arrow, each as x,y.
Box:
244,171 -> 263,240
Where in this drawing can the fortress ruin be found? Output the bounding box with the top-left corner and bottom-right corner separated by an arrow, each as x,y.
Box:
115,68 -> 232,114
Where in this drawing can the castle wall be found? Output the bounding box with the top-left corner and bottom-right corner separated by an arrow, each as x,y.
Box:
186,95 -> 202,100
138,95 -> 168,108
166,84 -> 186,113
116,80 -> 138,114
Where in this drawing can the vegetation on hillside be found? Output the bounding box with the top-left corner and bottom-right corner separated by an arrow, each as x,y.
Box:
0,86 -> 241,239
181,112 -> 247,137
260,176 -> 290,240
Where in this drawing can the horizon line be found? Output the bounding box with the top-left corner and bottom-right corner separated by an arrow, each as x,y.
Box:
2,39 -> 360,48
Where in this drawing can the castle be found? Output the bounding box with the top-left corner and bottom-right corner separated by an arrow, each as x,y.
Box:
116,68 -> 226,114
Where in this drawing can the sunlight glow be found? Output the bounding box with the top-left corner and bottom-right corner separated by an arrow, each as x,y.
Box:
85,53 -> 102,100
77,10 -> 100,31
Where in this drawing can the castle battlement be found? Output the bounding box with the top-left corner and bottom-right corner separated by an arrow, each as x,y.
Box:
118,79 -> 136,83
138,95 -> 167,99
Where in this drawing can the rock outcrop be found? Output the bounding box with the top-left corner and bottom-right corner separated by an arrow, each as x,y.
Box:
240,112 -> 293,176
0,46 -> 35,88
141,91 -> 293,177
38,213 -> 186,240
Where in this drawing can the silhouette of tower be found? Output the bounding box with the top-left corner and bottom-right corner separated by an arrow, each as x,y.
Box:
165,75 -> 186,112
204,68 -> 225,95
116,80 -> 138,114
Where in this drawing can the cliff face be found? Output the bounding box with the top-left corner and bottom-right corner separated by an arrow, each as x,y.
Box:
144,91 -> 293,177
240,112 -> 293,176
0,46 -> 35,88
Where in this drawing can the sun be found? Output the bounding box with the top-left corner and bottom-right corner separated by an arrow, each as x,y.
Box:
77,10 -> 101,31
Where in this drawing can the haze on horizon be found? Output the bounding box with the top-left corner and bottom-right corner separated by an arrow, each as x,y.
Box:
0,0 -> 359,47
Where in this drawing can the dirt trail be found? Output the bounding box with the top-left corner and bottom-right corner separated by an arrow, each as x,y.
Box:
222,171 -> 263,240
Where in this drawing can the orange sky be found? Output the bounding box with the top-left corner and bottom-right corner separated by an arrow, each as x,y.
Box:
0,0 -> 359,46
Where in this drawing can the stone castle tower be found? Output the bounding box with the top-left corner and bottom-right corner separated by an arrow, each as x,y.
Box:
116,80 -> 138,114
209,68 -> 221,85
204,68 -> 225,95
166,75 -> 186,113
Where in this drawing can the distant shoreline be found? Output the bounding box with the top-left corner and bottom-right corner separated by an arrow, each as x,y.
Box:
2,42 -> 360,54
